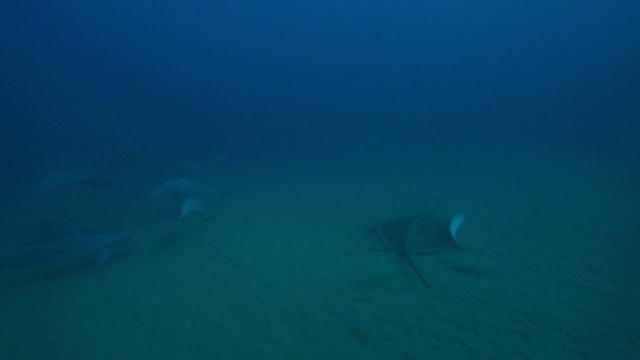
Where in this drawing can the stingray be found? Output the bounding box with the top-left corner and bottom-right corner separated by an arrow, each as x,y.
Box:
371,213 -> 464,289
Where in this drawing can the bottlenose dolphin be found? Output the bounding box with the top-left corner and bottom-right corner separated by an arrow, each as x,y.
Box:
153,177 -> 215,197
0,225 -> 134,270
39,170 -> 114,194
169,154 -> 224,176
370,213 -> 465,289
38,146 -> 142,194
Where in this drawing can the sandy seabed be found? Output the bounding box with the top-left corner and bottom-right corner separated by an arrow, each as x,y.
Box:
0,153 -> 638,359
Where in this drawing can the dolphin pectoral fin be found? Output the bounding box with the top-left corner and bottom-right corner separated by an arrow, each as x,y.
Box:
449,214 -> 465,243
97,249 -> 113,265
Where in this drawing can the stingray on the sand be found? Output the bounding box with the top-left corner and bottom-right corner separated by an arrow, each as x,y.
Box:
370,213 -> 464,289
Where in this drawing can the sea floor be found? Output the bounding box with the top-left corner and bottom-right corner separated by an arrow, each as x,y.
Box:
0,152 -> 638,359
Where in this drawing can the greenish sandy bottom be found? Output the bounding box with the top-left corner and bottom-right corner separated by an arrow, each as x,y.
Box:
1,154 -> 638,359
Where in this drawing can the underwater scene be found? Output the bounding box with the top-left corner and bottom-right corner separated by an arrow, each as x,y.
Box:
1,1 -> 638,359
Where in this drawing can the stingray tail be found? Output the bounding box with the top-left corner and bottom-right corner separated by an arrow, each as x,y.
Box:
406,217 -> 431,289
407,256 -> 431,289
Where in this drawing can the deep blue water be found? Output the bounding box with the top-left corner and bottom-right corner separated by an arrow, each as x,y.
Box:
2,1 -> 638,182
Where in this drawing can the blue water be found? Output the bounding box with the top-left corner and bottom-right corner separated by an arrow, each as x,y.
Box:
1,1 -> 638,358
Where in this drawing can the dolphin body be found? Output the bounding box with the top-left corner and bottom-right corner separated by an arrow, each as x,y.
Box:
152,177 -> 215,197
39,170 -> 114,194
0,227 -> 133,270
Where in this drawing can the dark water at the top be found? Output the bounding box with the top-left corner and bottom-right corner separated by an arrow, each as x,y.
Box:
2,1 -> 638,178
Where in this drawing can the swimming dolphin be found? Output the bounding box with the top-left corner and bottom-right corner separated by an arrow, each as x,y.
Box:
169,154 -> 224,176
38,146 -> 143,194
152,177 -> 215,197
0,225 -> 134,270
39,170 -> 114,194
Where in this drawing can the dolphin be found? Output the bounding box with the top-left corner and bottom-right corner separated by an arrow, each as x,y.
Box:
0,225 -> 134,270
177,196 -> 218,224
39,170 -> 114,194
37,146 -> 143,195
152,177 -> 215,197
169,154 -> 224,176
